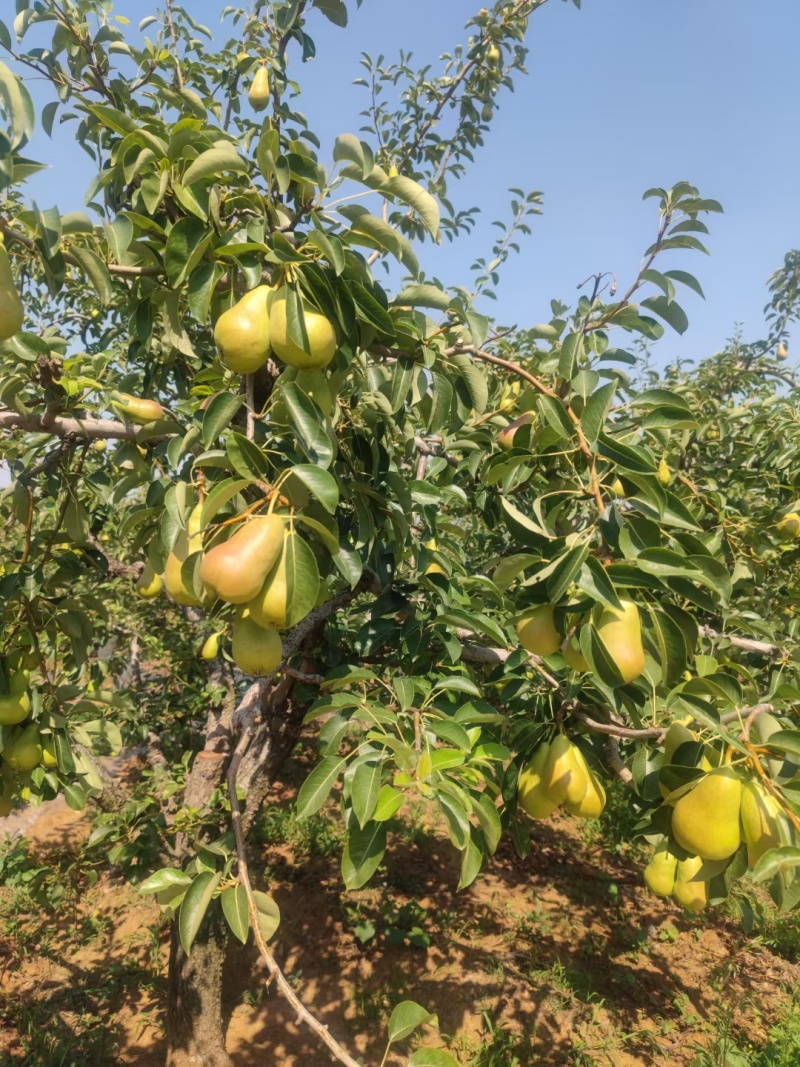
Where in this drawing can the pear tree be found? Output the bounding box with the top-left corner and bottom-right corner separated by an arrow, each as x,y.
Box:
1,2 -> 800,1065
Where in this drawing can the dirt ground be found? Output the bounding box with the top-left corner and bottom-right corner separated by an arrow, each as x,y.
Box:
1,763 -> 799,1067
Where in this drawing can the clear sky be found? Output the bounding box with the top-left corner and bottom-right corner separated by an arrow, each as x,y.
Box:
15,0 -> 800,364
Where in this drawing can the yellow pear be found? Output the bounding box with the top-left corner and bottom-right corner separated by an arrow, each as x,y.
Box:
778,342 -> 789,360
200,514 -> 284,604
424,562 -> 447,576
3,723 -> 43,772
595,598 -> 646,684
165,503 -> 205,607
565,746 -> 606,818
498,412 -> 534,450
136,563 -> 162,599
248,533 -> 289,628
672,854 -> 708,913
109,392 -> 164,424
486,43 -> 502,64
740,779 -> 783,868
671,766 -> 742,860
270,292 -> 337,369
0,237 -> 24,341
248,66 -> 271,111
541,734 -> 585,806
0,672 -> 30,726
563,638 -> 589,672
657,457 -> 672,486
518,741 -> 560,819
777,512 -> 800,540
201,632 -> 221,661
609,477 -> 625,499
644,840 -> 678,897
214,286 -> 272,374
517,604 -> 561,657
41,736 -> 58,769
231,615 -> 282,676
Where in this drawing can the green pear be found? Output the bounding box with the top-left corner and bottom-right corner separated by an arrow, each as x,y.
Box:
0,671 -> 30,726
270,290 -> 337,370
214,285 -> 273,374
165,503 -> 205,607
200,514 -> 284,604
231,615 -> 282,676
0,238 -> 24,341
563,637 -> 589,672
672,854 -> 708,913
671,766 -> 742,860
595,598 -> 646,684
740,779 -> 783,868
3,723 -> 43,772
201,632 -> 221,661
517,604 -> 561,657
110,391 -> 164,425
498,412 -> 534,450
660,720 -> 712,798
777,512 -> 800,540
248,66 -> 270,111
518,741 -> 560,819
644,839 -> 678,897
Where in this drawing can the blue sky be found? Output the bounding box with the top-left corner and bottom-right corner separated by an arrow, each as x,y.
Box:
18,0 -> 800,364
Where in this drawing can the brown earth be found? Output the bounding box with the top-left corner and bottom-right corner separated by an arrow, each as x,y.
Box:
1,763 -> 798,1067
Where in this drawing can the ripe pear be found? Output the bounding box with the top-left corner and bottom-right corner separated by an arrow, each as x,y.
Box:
778,342 -> 789,360
518,741 -> 560,819
136,563 -> 163,599
595,598 -> 646,684
777,512 -> 800,540
644,840 -> 678,898
565,746 -> 606,818
424,562 -> 447,576
214,285 -> 272,374
3,723 -> 43,772
563,638 -> 589,672
270,292 -> 337,369
657,457 -> 672,486
498,412 -> 534,450
541,734 -> 585,806
110,391 -> 164,424
93,439 -> 107,452
200,514 -> 284,604
0,238 -> 24,341
0,672 -> 30,726
165,503 -> 205,607
248,533 -> 289,628
517,604 -> 561,657
609,477 -> 626,499
672,854 -> 708,913
740,779 -> 783,868
249,66 -> 271,111
231,615 -> 282,676
201,632 -> 221,661
671,766 -> 742,860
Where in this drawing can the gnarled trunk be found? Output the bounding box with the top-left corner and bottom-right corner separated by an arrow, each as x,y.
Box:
166,918 -> 233,1067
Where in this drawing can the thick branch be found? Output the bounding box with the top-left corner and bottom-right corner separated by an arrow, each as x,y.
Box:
0,409 -> 169,442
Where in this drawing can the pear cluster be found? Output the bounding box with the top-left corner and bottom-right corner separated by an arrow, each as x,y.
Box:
0,669 -> 53,817
213,285 -> 337,377
516,598 -> 646,684
518,735 -> 606,821
140,502 -> 321,678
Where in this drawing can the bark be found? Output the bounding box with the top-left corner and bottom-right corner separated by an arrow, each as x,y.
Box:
166,917 -> 234,1067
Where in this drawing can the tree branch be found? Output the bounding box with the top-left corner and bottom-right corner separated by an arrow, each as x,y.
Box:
0,409 -> 169,442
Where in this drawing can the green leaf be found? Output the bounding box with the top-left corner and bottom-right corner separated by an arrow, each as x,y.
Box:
641,295 -> 689,335
407,1050 -> 460,1067
183,142 -> 249,186
577,556 -> 622,609
762,731 -> 800,758
546,543 -> 590,603
339,205 -> 419,275
220,884 -> 249,944
342,821 -> 387,889
226,432 -> 271,480
140,868 -> 192,895
394,284 -> 452,310
296,756 -> 346,820
179,871 -> 222,954
373,784 -> 404,822
202,392 -> 244,446
751,847 -> 800,884
597,433 -> 657,474
388,1001 -> 436,1043
68,246 -> 113,305
581,382 -> 617,443
165,217 -> 210,287
0,60 -> 35,149
352,759 -> 383,828
313,0 -> 348,25
284,532 -> 320,627
664,269 -> 705,299
380,176 -> 441,240
282,382 -> 335,468
431,676 -> 482,697
251,890 -> 281,941
287,464 -> 339,514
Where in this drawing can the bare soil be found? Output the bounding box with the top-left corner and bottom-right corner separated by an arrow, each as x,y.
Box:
1,760 -> 798,1067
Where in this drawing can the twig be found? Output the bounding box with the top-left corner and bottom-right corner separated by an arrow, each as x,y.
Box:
414,435 -> 459,469
165,0 -> 185,89
700,625 -> 781,658
0,409 -> 173,443
0,220 -> 162,277
604,737 -> 633,784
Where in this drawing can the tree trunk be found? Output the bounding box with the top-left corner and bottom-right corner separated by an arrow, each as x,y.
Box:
166,917 -> 233,1067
